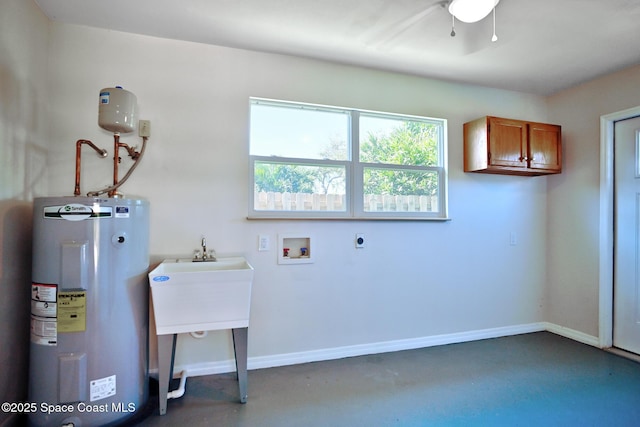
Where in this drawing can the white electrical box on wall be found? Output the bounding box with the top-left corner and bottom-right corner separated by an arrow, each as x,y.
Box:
278,233 -> 314,264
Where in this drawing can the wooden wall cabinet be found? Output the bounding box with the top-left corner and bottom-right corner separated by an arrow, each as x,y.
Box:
463,116 -> 562,176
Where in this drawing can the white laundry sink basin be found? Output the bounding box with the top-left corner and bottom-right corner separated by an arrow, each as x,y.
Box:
149,257 -> 254,335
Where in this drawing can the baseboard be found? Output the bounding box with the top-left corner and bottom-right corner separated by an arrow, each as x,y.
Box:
159,322 -> 600,379
543,322 -> 600,347
165,322 -> 552,378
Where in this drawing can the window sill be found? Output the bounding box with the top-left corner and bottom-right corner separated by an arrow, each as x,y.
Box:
247,215 -> 451,221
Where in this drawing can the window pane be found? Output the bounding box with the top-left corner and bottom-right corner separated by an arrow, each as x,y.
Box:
250,102 -> 349,160
363,168 -> 439,212
359,115 -> 440,166
249,98 -> 447,219
254,162 -> 346,211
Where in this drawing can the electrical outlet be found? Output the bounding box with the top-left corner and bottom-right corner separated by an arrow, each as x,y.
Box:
258,234 -> 270,251
139,120 -> 151,137
355,233 -> 365,248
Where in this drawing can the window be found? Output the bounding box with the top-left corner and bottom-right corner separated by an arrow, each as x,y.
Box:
249,98 -> 448,220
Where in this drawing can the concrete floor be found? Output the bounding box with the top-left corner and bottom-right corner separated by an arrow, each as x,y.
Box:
128,332 -> 640,426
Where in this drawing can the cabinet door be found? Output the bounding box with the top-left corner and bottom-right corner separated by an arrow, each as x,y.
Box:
488,117 -> 527,169
528,123 -> 561,171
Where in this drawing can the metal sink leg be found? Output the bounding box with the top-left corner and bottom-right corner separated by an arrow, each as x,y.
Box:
232,327 -> 248,403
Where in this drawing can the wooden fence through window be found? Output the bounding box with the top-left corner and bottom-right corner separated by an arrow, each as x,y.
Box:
255,192 -> 438,212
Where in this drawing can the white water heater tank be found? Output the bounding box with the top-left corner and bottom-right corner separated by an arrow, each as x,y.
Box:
98,86 -> 137,133
29,196 -> 150,427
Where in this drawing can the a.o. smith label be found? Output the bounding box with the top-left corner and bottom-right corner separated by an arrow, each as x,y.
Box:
43,204 -> 112,221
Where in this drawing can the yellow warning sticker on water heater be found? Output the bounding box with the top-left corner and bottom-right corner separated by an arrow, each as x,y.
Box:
57,291 -> 87,333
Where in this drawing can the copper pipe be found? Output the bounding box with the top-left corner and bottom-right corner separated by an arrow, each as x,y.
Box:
109,134 -> 120,197
74,139 -> 107,196
119,142 -> 141,160
109,134 -> 142,197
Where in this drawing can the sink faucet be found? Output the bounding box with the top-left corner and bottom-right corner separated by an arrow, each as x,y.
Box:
194,236 -> 216,262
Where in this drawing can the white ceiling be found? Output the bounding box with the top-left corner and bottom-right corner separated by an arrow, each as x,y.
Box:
35,0 -> 640,95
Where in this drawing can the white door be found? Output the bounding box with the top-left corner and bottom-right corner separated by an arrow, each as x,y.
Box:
614,115 -> 640,354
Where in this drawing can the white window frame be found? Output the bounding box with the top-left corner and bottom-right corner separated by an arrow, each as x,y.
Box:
248,98 -> 449,220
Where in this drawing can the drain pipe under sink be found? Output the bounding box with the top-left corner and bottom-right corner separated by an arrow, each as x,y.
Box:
168,331 -> 207,399
167,370 -> 188,400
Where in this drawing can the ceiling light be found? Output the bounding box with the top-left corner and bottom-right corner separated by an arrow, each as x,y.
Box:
448,0 -> 500,23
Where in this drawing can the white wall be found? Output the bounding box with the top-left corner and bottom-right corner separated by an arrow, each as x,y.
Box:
546,64 -> 640,337
44,22 -> 553,370
0,0 -> 49,423
0,0 -> 48,200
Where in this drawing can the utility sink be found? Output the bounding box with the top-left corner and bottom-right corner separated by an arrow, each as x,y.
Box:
149,257 -> 254,335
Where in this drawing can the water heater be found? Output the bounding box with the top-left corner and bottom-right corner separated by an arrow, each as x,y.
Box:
29,196 -> 149,427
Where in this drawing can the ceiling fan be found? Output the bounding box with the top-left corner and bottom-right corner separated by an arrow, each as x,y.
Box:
366,0 -> 500,49
449,0 -> 500,41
